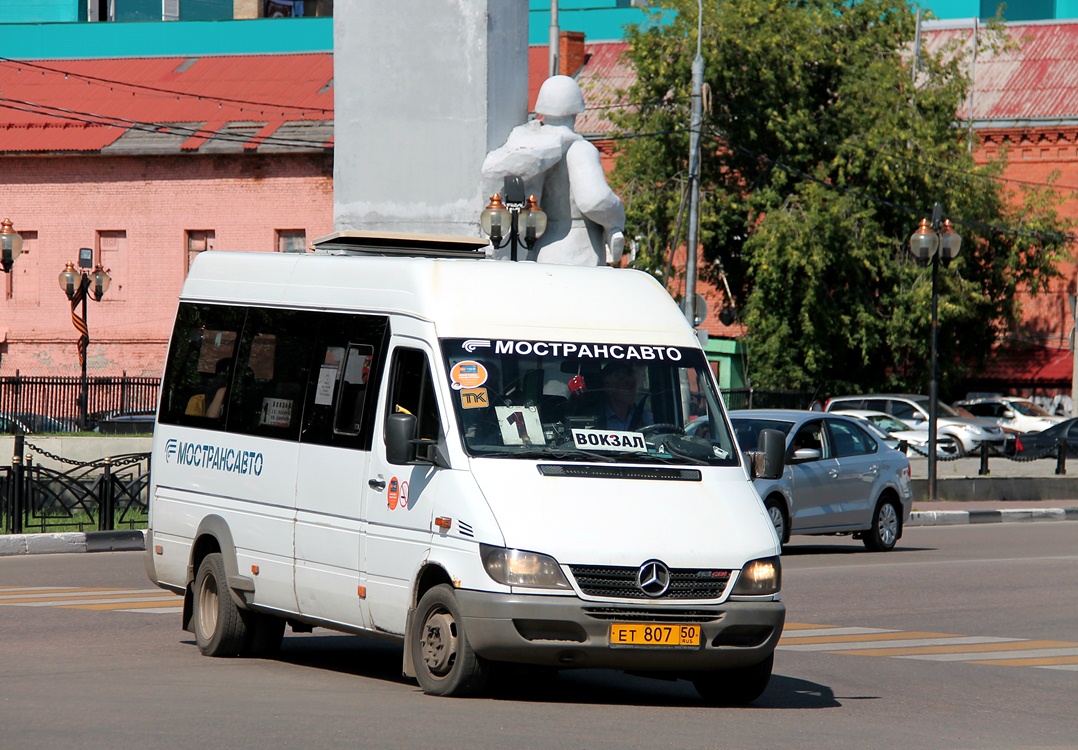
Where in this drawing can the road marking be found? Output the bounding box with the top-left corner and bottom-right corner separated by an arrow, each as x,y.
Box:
780,622 -> 1078,673
0,585 -> 178,613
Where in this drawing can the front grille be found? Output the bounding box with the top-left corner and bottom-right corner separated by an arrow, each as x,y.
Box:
583,607 -> 725,623
569,565 -> 731,600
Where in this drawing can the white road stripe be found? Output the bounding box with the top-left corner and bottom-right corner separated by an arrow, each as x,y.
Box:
781,627 -> 896,638
779,636 -> 1020,652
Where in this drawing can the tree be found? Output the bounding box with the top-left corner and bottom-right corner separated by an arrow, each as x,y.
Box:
611,0 -> 1073,397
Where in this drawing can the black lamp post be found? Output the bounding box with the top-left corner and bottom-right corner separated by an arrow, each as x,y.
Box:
480,176 -> 548,261
1,218 -> 23,273
909,202 -> 962,502
59,250 -> 112,430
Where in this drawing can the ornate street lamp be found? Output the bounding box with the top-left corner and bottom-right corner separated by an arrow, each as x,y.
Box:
480,176 -> 547,261
1,218 -> 23,273
59,249 -> 112,430
909,202 -> 962,502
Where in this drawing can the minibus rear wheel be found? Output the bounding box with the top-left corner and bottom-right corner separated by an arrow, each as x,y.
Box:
691,653 -> 773,706
193,552 -> 249,657
411,584 -> 490,696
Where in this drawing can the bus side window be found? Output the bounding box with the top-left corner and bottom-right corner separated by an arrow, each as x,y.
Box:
158,302 -> 243,430
299,312 -> 388,450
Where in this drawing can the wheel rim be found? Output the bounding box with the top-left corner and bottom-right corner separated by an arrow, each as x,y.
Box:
197,570 -> 219,639
878,503 -> 898,546
768,505 -> 785,538
419,608 -> 459,678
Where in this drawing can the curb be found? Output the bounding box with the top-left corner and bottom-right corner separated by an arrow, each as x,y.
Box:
0,529 -> 146,556
908,507 -> 1078,527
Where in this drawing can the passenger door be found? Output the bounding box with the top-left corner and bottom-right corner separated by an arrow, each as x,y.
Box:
822,418 -> 880,527
293,312 -> 388,630
362,342 -> 441,635
786,419 -> 844,532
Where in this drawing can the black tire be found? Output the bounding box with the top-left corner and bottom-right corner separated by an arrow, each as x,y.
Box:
863,497 -> 901,552
193,552 -> 249,657
764,496 -> 789,545
692,653 -> 774,706
410,584 -> 489,697
241,612 -> 285,658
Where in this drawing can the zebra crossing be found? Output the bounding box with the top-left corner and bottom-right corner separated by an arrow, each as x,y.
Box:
3,586 -> 1076,672
779,622 -> 1078,672
0,585 -> 182,614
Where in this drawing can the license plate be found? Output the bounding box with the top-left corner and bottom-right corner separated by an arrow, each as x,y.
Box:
609,623 -> 701,647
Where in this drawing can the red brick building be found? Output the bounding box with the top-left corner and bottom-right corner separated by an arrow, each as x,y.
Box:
0,54 -> 333,376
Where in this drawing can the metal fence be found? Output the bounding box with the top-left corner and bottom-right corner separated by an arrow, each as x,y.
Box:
0,373 -> 159,432
0,436 -> 150,534
723,388 -> 818,411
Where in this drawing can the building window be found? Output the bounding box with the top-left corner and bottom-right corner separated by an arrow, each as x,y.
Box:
98,230 -> 127,301
187,230 -> 216,271
276,229 -> 307,253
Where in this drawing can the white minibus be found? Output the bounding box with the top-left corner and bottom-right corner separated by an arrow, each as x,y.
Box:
145,232 -> 785,703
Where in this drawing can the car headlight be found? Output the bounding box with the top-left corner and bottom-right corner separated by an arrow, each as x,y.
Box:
732,556 -> 781,595
956,424 -> 977,433
480,544 -> 571,589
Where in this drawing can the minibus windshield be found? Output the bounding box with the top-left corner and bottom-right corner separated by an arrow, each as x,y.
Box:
440,338 -> 739,466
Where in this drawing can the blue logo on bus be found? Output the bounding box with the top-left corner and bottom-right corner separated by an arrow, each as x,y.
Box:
164,437 -> 263,476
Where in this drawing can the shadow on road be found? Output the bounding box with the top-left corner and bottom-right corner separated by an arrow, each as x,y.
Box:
228,632 -> 851,709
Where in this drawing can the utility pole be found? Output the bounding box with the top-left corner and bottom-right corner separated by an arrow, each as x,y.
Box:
682,0 -> 704,326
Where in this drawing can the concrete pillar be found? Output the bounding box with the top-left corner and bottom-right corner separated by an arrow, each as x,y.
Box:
333,1 -> 528,237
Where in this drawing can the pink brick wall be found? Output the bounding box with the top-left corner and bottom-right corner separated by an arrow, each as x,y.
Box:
0,153 -> 332,377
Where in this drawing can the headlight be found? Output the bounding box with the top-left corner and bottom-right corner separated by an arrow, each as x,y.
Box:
480,544 -> 571,589
732,556 -> 781,595
956,424 -> 976,433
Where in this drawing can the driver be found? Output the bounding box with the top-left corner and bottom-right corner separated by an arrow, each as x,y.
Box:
597,361 -> 652,431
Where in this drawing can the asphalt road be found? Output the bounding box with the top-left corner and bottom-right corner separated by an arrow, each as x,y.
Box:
1,524 -> 1076,750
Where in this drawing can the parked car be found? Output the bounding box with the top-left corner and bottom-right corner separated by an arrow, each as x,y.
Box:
829,409 -> 960,458
954,396 -> 1065,433
823,394 -> 1005,456
729,409 -> 912,551
1012,417 -> 1078,459
92,409 -> 156,435
0,412 -> 72,434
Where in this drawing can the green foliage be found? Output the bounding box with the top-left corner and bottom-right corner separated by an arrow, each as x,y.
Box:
611,0 -> 1073,397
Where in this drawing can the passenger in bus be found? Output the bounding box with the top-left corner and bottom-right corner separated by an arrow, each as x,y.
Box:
185,358 -> 231,418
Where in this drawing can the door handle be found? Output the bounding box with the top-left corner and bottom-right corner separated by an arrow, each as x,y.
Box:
828,468 -> 839,478
368,478 -> 386,491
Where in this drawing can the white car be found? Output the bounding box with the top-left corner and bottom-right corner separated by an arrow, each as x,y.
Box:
824,394 -> 1006,456
955,397 -> 1066,433
830,409 -> 960,458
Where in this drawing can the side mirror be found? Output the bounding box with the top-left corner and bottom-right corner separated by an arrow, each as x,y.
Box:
386,412 -> 417,465
750,428 -> 786,480
1001,409 -> 1015,419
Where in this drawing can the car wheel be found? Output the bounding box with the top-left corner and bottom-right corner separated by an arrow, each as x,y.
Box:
193,552 -> 249,657
410,584 -> 489,696
764,496 -> 789,545
863,497 -> 901,552
691,653 -> 774,706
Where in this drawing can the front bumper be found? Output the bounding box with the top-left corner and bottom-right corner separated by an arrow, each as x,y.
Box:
454,589 -> 785,671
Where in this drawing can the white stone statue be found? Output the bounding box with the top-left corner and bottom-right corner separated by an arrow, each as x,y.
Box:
481,75 -> 626,266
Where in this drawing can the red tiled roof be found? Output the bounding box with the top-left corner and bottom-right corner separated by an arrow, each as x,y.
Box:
921,21 -> 1078,122
0,53 -> 333,153
528,42 -> 629,137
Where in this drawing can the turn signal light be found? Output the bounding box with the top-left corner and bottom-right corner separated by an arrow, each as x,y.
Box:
435,517 -> 452,529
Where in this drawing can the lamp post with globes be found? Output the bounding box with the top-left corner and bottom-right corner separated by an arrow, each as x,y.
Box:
1,218 -> 23,273
909,202 -> 962,502
59,249 -> 112,430
479,176 -> 548,261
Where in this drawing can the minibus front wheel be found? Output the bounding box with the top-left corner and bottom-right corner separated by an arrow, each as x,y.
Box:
691,653 -> 774,706
410,584 -> 490,697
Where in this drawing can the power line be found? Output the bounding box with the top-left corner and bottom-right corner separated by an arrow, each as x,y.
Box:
0,57 -> 333,117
